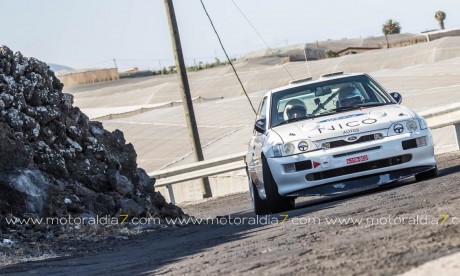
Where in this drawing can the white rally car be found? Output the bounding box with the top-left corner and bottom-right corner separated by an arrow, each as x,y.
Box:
246,72 -> 437,215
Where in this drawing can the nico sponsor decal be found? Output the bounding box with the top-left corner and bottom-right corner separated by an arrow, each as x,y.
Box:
318,113 -> 366,123
318,118 -> 378,134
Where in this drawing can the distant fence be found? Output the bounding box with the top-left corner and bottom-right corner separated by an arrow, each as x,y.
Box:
57,68 -> 119,87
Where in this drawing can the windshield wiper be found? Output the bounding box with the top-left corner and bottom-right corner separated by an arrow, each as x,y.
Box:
335,102 -> 389,112
276,115 -> 313,127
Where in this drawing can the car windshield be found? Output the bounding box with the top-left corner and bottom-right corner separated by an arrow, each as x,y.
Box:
270,75 -> 393,128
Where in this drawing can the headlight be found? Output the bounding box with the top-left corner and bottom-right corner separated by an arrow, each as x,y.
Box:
271,140 -> 316,157
406,120 -> 418,132
283,143 -> 295,155
273,144 -> 283,157
389,120 -> 418,136
417,118 -> 428,130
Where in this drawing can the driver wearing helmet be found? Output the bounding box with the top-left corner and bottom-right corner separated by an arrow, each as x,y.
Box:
338,86 -> 364,108
283,99 -> 307,121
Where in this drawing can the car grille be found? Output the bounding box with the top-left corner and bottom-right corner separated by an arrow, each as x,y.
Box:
306,154 -> 412,181
328,134 -> 377,149
333,146 -> 381,158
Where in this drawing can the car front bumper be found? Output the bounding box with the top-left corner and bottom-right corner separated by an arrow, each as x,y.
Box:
267,129 -> 436,196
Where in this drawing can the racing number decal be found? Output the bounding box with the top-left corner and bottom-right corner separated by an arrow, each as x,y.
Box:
318,118 -> 377,134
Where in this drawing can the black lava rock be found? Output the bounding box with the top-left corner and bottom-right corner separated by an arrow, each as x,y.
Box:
0,45 -> 182,228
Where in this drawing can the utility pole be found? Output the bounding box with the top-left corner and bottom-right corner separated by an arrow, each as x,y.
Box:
316,41 -> 321,60
113,58 -> 118,70
304,46 -> 311,77
164,0 -> 212,198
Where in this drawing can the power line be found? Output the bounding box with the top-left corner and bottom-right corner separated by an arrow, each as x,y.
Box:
199,0 -> 257,115
230,0 -> 295,80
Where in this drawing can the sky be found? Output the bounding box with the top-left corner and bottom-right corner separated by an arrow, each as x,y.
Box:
1,0 -> 459,72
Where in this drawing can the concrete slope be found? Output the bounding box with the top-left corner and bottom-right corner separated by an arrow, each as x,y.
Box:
100,92 -> 263,171
66,37 -> 460,172
66,37 -> 460,111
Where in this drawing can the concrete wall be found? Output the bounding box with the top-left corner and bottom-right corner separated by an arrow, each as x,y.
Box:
432,125 -> 460,155
387,35 -> 428,48
426,29 -> 460,42
57,68 -> 119,87
156,169 -> 248,204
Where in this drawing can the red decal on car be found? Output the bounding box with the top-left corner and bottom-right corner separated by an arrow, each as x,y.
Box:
313,161 -> 321,169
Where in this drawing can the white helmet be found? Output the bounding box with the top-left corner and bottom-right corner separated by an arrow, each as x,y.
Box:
283,99 -> 307,120
338,86 -> 363,108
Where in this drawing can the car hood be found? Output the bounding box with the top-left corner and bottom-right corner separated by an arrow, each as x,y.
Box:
272,105 -> 416,143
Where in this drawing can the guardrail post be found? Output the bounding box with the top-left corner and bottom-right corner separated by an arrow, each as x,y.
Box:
166,184 -> 176,205
455,123 -> 460,151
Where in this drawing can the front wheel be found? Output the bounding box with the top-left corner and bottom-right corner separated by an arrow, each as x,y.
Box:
249,176 -> 270,215
262,156 -> 295,214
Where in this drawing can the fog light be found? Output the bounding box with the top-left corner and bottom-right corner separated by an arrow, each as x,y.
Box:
322,142 -> 330,149
416,136 -> 427,147
283,143 -> 295,155
283,163 -> 296,173
407,120 -> 418,132
374,133 -> 383,140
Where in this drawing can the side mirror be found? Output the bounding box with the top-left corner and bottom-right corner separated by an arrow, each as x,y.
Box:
254,119 -> 266,134
390,92 -> 402,104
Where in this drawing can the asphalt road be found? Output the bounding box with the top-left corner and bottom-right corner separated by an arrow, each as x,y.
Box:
2,151 -> 460,275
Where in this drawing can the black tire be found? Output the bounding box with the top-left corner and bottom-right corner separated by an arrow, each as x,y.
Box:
262,156 -> 295,214
248,176 -> 270,215
415,166 -> 438,182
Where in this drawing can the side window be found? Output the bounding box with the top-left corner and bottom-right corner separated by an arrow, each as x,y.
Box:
254,97 -> 268,135
257,97 -> 267,120
362,80 -> 387,103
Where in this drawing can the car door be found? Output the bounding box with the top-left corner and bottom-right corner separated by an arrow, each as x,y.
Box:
249,96 -> 268,186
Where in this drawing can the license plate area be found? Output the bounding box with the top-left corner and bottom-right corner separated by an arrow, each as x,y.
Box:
346,155 -> 368,164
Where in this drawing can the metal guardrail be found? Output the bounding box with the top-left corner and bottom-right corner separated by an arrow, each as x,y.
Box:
420,103 -> 460,129
150,107 -> 460,204
419,103 -> 460,118
148,152 -> 246,204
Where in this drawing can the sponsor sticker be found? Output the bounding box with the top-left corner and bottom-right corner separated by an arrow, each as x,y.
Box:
346,155 -> 368,164
321,157 -> 330,168
318,113 -> 365,123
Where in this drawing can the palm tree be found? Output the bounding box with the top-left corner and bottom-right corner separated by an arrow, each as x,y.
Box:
382,19 -> 401,48
435,11 -> 446,30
